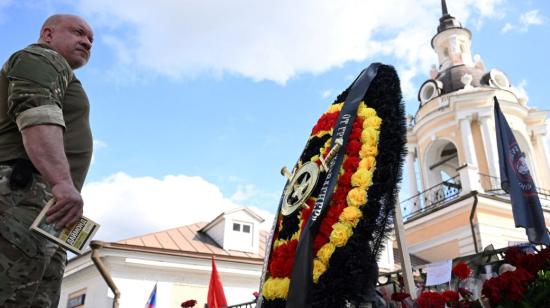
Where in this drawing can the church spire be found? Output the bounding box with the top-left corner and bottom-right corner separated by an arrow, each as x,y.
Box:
437,0 -> 462,33
441,0 -> 449,16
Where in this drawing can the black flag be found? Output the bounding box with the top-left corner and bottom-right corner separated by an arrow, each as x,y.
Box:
494,97 -> 550,245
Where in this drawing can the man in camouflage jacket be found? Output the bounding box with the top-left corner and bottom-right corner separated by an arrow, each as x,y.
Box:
0,14 -> 94,307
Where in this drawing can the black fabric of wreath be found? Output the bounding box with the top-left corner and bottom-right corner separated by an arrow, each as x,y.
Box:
263,64 -> 406,308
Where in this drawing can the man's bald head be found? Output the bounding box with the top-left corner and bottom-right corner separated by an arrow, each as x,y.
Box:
38,14 -> 94,69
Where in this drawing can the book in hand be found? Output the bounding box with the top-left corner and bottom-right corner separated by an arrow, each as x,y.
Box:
30,199 -> 100,255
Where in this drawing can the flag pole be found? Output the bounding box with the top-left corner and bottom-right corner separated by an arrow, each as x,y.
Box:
393,204 -> 417,299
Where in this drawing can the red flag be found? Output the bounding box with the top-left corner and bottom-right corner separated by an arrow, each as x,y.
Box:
207,256 -> 227,308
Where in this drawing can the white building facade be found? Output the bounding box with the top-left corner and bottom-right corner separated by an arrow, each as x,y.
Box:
59,208 -> 267,308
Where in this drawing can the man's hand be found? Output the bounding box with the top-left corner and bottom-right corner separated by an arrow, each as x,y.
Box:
46,182 -> 83,229
21,124 -> 83,229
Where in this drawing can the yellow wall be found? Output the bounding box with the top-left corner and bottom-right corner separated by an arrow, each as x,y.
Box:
406,210 -> 470,245
415,240 -> 460,262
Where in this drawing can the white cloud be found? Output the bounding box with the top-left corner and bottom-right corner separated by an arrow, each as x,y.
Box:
520,10 -> 544,27
502,9 -> 544,33
82,173 -> 275,242
93,139 -> 107,150
322,90 -> 332,99
511,79 -> 529,103
501,22 -> 514,33
77,0 -> 503,88
90,139 -> 107,164
0,0 -> 12,22
231,183 -> 279,207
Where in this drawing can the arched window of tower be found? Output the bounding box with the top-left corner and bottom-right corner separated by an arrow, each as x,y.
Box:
425,139 -> 460,193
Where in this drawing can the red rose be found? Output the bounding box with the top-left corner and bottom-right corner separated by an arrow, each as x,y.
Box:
505,282 -> 525,302
481,267 -> 534,305
181,299 -> 197,307
482,279 -> 502,304
391,292 -> 410,302
452,261 -> 471,280
504,246 -> 525,267
442,290 -> 459,305
457,287 -> 472,298
417,292 -> 446,308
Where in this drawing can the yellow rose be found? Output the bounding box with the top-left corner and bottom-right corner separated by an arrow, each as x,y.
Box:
358,106 -> 377,118
347,187 -> 367,207
316,243 -> 336,264
360,144 -> 378,157
359,156 -> 376,170
351,169 -> 373,188
360,128 -> 379,147
330,222 -> 353,247
262,277 -> 290,300
339,206 -> 363,227
312,259 -> 327,283
364,116 -> 382,130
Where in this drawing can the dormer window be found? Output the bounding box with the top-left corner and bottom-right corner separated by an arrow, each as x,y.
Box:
199,208 -> 264,253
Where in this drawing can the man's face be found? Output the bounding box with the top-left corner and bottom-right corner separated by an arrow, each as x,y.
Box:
42,16 -> 94,69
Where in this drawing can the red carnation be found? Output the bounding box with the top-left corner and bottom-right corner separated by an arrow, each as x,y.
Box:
349,127 -> 362,140
352,117 -> 364,129
313,233 -> 328,252
319,218 -> 335,237
339,171 -> 353,187
268,240 -> 298,277
346,140 -> 362,155
331,187 -> 348,202
452,261 -> 471,280
311,112 -> 339,134
343,155 -> 360,170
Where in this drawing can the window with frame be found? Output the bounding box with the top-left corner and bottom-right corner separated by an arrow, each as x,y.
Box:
67,288 -> 86,308
232,222 -> 252,234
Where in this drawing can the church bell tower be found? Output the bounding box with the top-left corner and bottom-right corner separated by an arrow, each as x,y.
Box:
401,0 -> 550,262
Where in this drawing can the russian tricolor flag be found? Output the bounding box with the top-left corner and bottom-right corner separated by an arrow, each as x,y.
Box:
145,283 -> 157,308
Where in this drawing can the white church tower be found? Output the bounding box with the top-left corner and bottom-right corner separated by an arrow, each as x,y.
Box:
401,0 -> 550,262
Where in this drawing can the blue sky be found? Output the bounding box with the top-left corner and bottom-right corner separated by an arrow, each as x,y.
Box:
1,0 -> 549,241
